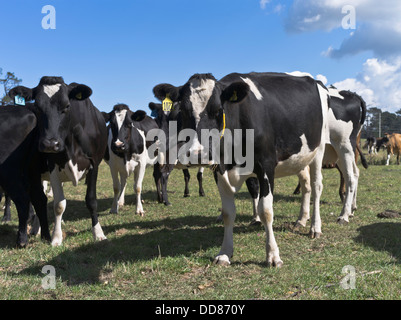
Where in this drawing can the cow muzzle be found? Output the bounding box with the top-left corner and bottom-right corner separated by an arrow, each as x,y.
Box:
40,139 -> 62,153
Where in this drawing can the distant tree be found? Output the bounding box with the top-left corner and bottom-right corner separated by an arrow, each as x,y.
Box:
0,68 -> 22,106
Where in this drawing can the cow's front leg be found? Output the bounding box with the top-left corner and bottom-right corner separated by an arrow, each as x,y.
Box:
257,168 -> 282,268
85,166 -> 107,241
50,169 -> 67,246
109,165 -> 120,214
133,162 -> 146,216
214,173 -> 236,266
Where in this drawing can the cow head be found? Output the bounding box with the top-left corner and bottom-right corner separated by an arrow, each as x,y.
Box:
103,104 -> 147,156
153,74 -> 249,165
9,76 -> 92,153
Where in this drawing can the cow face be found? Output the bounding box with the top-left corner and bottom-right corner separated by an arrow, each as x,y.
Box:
103,104 -> 147,157
9,77 -> 92,153
153,74 -> 249,165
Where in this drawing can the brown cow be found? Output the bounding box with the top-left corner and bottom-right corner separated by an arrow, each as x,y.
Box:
377,133 -> 401,165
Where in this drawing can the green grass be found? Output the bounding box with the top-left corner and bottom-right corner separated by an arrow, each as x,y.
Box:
1,146 -> 401,300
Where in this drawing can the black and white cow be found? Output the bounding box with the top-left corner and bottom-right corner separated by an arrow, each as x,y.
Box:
9,77 -> 108,246
149,102 -> 205,206
153,72 -> 329,267
0,105 -> 51,247
103,104 -> 159,215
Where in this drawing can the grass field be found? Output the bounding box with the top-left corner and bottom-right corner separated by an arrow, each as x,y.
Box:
1,147 -> 401,300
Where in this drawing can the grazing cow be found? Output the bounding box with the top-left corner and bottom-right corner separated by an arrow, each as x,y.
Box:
149,102 -> 205,206
0,105 -> 51,247
153,72 -> 329,267
9,76 -> 108,246
376,133 -> 401,165
103,104 -> 159,215
365,137 -> 377,154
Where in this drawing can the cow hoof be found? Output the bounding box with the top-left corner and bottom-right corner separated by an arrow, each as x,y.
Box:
293,221 -> 305,231
213,255 -> 231,266
337,217 -> 349,225
309,231 -> 322,239
136,211 -> 145,217
267,260 -> 283,268
51,239 -> 62,247
250,219 -> 262,226
183,194 -> 190,198
199,192 -> 205,197
163,202 -> 172,206
1,217 -> 11,223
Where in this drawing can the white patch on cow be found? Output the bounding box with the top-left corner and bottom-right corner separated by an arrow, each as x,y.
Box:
92,222 -> 107,241
115,109 -> 127,130
240,77 -> 263,101
275,134 -> 317,178
43,84 -> 61,98
64,160 -> 87,186
328,88 -> 345,100
327,108 -> 354,145
189,78 -> 215,126
285,71 -> 314,79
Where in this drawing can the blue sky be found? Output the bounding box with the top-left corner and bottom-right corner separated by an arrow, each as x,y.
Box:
1,0 -> 399,112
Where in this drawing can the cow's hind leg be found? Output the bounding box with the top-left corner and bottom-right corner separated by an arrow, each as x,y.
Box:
197,167 -> 205,197
246,177 -> 260,225
183,169 -> 190,197
294,167 -> 311,230
2,193 -> 11,223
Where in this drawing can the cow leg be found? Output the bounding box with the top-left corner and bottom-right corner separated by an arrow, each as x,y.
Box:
335,147 -> 357,224
50,169 -> 67,246
245,177 -> 260,225
308,144 -> 325,238
153,165 -> 163,203
351,160 -> 360,214
386,149 -> 391,166
160,165 -> 173,206
257,165 -> 283,267
2,193 -> 11,222
197,167 -> 205,197
29,173 -> 50,242
118,171 -> 128,208
133,162 -> 146,216
85,166 -> 107,241
214,172 -> 237,266
183,169 -> 190,197
338,165 -> 346,203
109,164 -> 121,214
294,167 -> 311,229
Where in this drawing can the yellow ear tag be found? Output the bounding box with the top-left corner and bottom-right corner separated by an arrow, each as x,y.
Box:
220,112 -> 226,140
162,95 -> 173,112
230,91 -> 238,102
76,92 -> 82,100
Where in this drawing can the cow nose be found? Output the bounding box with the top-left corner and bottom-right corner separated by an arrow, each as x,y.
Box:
41,139 -> 60,153
114,140 -> 125,150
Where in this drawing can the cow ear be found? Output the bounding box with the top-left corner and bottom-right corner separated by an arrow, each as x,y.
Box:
102,111 -> 111,123
69,84 -> 92,101
149,102 -> 162,111
8,86 -> 35,101
153,84 -> 181,102
132,110 -> 147,122
221,82 -> 250,104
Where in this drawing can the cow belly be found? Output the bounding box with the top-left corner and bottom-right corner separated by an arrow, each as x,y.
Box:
275,134 -> 318,178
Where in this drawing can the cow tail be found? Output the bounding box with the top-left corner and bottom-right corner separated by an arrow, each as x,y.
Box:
357,144 -> 369,169
359,95 -> 367,126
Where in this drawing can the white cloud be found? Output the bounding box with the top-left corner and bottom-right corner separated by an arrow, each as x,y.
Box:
285,0 -> 401,59
316,74 -> 328,85
332,58 -> 401,112
260,0 -> 271,10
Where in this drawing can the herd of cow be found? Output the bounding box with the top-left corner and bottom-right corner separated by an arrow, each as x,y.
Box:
0,70 -> 390,268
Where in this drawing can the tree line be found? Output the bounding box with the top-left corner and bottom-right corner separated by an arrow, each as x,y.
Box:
0,68 -> 22,106
362,107 -> 401,139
